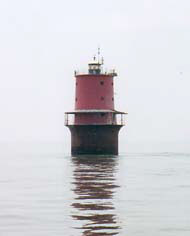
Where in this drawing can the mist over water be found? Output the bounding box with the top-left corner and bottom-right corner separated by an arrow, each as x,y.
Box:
0,0 -> 190,234
0,148 -> 190,236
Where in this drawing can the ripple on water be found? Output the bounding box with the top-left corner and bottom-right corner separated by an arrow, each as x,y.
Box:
71,155 -> 121,235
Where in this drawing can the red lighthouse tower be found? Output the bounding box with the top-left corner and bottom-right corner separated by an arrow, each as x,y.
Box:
65,54 -> 126,155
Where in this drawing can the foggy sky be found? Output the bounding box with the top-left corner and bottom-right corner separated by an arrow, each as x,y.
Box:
0,0 -> 190,153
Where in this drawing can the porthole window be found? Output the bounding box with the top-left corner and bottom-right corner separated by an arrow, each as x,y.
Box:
100,113 -> 105,117
100,81 -> 104,85
112,97 -> 114,101
111,82 -> 113,86
101,96 -> 104,101
76,82 -> 78,86
75,98 -> 78,102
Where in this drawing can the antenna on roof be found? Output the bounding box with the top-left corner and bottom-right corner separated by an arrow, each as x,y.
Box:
101,56 -> 104,65
98,47 -> 100,64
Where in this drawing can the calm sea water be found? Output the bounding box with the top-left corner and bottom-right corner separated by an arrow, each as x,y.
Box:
0,151 -> 190,235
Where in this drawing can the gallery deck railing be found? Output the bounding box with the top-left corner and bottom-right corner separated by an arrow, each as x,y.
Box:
64,113 -> 126,126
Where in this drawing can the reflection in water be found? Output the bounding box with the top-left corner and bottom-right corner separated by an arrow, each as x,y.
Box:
71,156 -> 121,235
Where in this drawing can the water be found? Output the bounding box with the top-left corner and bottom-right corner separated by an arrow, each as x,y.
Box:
0,151 -> 190,235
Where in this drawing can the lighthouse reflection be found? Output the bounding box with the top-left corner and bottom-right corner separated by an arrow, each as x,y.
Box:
71,155 -> 121,235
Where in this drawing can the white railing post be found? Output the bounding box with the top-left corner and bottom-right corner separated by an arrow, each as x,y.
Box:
64,114 -> 68,125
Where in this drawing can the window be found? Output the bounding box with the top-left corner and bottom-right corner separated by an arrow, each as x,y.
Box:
75,98 -> 78,102
112,97 -> 114,101
101,96 -> 104,101
100,81 -> 104,85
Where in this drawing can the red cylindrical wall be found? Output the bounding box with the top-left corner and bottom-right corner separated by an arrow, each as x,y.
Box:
75,74 -> 114,110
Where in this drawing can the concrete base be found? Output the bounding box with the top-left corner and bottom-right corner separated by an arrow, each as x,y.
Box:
67,125 -> 123,155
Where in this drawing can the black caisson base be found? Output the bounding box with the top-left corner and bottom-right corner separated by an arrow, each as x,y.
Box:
67,125 -> 123,155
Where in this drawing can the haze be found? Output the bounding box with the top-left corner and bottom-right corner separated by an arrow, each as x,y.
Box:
0,0 -> 190,153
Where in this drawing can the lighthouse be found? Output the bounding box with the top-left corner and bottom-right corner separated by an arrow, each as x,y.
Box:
65,53 -> 126,155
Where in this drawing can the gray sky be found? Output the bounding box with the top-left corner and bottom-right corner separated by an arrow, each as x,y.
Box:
0,0 -> 190,153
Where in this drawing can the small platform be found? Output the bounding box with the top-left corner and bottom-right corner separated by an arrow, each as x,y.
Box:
65,110 -> 127,126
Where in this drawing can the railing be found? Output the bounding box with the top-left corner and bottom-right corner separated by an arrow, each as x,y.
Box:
74,69 -> 117,76
65,113 -> 74,126
65,113 -> 126,126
